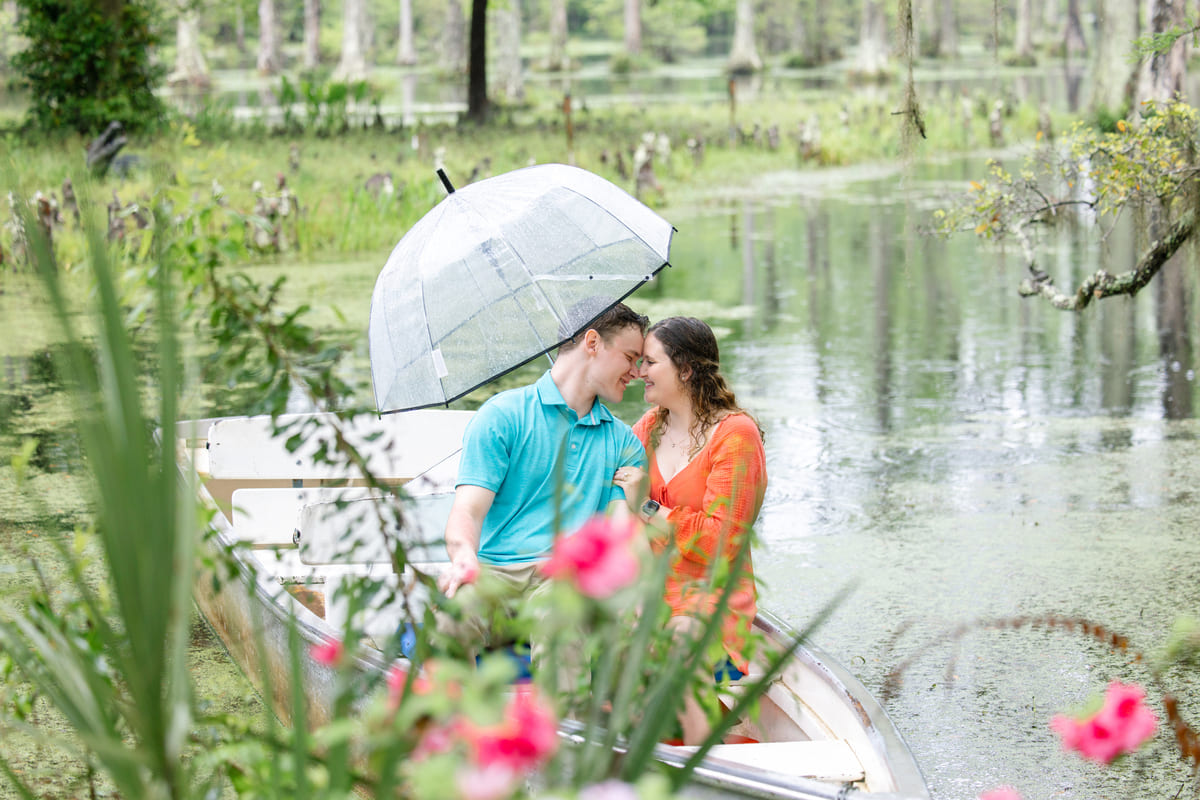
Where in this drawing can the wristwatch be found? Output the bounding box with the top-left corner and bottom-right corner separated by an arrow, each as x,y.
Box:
640,498 -> 661,523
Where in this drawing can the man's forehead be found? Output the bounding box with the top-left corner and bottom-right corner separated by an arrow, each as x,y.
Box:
609,327 -> 645,353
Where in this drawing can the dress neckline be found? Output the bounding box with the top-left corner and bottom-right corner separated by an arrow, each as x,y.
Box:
652,415 -> 731,486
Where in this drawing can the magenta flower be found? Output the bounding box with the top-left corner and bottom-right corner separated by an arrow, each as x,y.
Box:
1051,680 -> 1158,764
978,786 -> 1022,800
310,637 -> 343,666
467,687 -> 558,773
541,516 -> 639,598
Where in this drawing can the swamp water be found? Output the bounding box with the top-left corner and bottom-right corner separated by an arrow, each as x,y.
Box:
3,155 -> 1200,799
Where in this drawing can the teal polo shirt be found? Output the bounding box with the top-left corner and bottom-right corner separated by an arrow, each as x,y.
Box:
456,370 -> 647,565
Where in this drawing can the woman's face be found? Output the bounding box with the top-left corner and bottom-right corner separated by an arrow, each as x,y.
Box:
639,333 -> 687,408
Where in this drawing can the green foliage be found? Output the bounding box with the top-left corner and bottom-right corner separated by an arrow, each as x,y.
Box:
10,0 -> 166,135
0,179 -> 196,799
1129,21 -> 1200,63
934,100 -> 1200,242
1089,104 -> 1129,135
276,76 -> 383,137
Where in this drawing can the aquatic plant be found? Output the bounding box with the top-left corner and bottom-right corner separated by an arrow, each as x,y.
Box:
885,613 -> 1200,798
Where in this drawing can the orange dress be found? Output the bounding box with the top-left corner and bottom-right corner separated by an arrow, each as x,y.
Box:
632,411 -> 766,672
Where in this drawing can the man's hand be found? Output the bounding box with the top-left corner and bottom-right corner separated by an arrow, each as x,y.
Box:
438,553 -> 480,598
440,484 -> 494,598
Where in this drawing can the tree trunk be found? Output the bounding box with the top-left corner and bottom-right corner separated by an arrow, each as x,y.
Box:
1089,0 -> 1138,111
397,0 -> 416,64
935,0 -> 957,58
235,4 -> 246,56
303,0 -> 320,70
1062,0 -> 1086,57
335,0 -> 368,81
727,0 -> 762,74
788,6 -> 806,55
1,0 -> 16,66
170,6 -> 211,88
466,0 -> 489,121
1136,0 -> 1187,106
1013,0 -> 1035,63
811,1 -> 829,64
491,0 -> 523,101
1042,0 -> 1059,35
443,0 -> 467,75
547,0 -> 569,70
257,0 -> 280,75
623,0 -> 641,56
854,0 -> 888,77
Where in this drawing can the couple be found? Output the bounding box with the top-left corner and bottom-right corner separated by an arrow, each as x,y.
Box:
437,302 -> 767,742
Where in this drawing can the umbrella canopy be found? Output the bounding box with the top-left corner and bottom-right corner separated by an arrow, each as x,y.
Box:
369,163 -> 674,414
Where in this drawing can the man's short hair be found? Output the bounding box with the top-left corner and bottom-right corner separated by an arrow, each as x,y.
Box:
558,300 -> 649,354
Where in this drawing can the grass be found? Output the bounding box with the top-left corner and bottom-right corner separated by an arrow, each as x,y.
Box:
0,88 -> 1057,285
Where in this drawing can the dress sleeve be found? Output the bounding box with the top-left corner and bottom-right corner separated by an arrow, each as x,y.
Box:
666,415 -> 766,568
631,409 -> 654,447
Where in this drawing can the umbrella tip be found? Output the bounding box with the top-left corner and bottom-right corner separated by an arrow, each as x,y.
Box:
436,168 -> 456,195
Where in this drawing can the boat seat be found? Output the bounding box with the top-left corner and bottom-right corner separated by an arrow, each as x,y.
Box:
205,410 -> 472,484
297,491 -> 453,566
672,740 -> 865,783
231,487 -> 349,547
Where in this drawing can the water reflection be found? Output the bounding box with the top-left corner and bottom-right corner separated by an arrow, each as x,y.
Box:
1,346 -> 85,473
121,55 -> 1200,126
665,160 -> 1200,799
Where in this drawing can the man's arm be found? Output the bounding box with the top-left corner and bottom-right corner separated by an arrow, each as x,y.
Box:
438,484 -> 496,598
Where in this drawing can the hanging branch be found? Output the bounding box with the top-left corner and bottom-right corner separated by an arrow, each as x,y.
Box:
1017,209 -> 1197,310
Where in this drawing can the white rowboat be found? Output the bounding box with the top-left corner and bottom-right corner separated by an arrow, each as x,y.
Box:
177,411 -> 929,800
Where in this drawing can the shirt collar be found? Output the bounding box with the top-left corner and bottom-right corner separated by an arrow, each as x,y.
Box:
535,370 -> 613,426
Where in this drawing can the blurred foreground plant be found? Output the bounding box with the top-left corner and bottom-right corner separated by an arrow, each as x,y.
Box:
0,188 -> 834,800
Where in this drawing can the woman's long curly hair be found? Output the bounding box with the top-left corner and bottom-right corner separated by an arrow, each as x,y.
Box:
646,316 -> 763,455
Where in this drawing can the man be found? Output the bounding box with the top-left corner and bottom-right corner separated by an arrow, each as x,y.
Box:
436,301 -> 649,653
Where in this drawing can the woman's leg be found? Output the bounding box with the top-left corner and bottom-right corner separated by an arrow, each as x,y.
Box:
666,615 -> 712,746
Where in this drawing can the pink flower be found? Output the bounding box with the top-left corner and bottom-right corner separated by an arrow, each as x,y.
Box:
387,664 -> 435,709
541,516 -> 639,598
979,786 -> 1022,800
1104,681 -> 1158,752
467,687 -> 558,773
1051,681 -> 1158,764
310,638 -> 343,666
414,721 -> 461,761
456,763 -> 519,800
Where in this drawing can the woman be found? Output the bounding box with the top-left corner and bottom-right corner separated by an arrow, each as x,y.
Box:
613,316 -> 767,744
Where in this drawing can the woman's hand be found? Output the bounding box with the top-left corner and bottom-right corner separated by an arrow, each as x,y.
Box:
613,466 -> 649,512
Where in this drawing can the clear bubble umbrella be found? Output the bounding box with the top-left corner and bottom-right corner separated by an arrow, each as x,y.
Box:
368,163 -> 675,414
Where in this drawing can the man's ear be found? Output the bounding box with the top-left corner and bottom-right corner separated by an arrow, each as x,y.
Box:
583,329 -> 601,353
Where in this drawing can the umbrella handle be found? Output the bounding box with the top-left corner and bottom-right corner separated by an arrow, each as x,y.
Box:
437,168 -> 456,195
